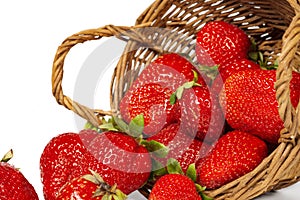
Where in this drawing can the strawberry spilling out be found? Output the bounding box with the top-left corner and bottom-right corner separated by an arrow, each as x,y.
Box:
40,130 -> 98,200
149,173 -> 202,200
148,159 -> 210,200
77,131 -> 152,195
0,150 -> 39,200
57,170 -> 127,200
40,128 -> 152,199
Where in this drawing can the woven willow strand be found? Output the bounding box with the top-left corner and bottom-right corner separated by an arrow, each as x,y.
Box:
52,23 -> 153,127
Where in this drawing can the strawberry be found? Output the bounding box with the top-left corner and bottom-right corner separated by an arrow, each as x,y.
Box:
197,130 -> 268,189
120,82 -> 180,135
131,53 -> 207,91
0,150 -> 39,200
40,129 -> 152,198
219,69 -> 300,144
40,130 -> 98,200
77,131 -> 152,195
149,174 -> 202,200
119,53 -> 207,136
147,123 -> 211,173
211,58 -> 261,95
196,21 -> 250,67
57,170 -> 126,200
177,83 -> 225,143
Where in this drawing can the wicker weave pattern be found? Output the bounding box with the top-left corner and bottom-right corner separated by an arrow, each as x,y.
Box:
52,0 -> 300,199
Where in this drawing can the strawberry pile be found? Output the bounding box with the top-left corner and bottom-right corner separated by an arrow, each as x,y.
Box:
35,20 -> 300,200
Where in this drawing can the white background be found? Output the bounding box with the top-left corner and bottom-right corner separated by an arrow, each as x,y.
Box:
0,0 -> 299,199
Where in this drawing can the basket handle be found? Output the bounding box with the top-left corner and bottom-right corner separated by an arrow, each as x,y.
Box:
52,23 -> 152,127
275,11 -> 300,143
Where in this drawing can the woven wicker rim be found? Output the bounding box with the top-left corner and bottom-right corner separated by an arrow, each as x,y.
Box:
52,0 -> 300,199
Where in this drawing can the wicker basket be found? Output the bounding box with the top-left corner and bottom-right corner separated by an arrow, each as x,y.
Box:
52,0 -> 300,199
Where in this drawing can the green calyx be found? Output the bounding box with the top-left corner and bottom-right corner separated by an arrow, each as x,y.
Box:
149,159 -> 168,180
166,158 -> 184,175
82,169 -> 127,200
84,121 -> 103,133
165,159 -> 213,200
141,140 -> 169,159
248,37 -> 278,70
197,64 -> 219,83
97,115 -> 169,159
98,114 -> 144,138
1,149 -> 13,163
170,70 -> 202,105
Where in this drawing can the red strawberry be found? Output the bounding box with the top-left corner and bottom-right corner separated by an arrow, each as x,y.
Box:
57,170 -> 126,200
132,53 -> 207,91
149,174 -> 202,200
197,130 -> 268,189
147,123 -> 211,173
196,21 -> 250,67
211,58 -> 261,95
40,130 -> 98,199
178,84 -> 225,143
120,82 -> 180,135
70,131 -> 152,195
40,130 -> 152,198
120,53 -> 207,136
0,150 -> 39,200
219,69 -> 300,144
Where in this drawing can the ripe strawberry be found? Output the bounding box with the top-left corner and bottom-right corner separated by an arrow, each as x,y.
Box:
120,82 -> 180,135
40,130 -> 152,198
211,58 -> 261,95
119,53 -> 207,136
147,123 -> 211,173
132,53 -> 207,91
219,69 -> 300,144
196,21 -> 250,67
40,130 -> 98,200
78,131 -> 152,195
197,130 -> 268,189
149,174 -> 202,200
178,84 -> 225,142
57,176 -> 102,200
0,150 -> 39,200
57,170 -> 126,200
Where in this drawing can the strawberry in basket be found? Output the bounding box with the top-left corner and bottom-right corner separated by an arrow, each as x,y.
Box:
219,69 -> 300,145
210,58 -> 261,95
0,149 -> 39,200
196,20 -> 251,68
196,130 -> 268,189
195,20 -> 260,96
